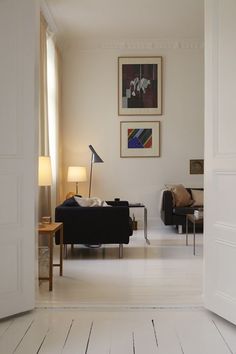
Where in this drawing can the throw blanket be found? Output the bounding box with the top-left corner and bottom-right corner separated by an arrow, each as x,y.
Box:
74,196 -> 109,207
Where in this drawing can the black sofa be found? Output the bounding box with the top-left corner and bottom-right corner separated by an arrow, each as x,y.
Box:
160,188 -> 203,233
55,198 -> 133,257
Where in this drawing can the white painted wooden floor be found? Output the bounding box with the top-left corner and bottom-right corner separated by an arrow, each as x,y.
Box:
2,225 -> 236,353
1,308 -> 236,354
37,225 -> 203,307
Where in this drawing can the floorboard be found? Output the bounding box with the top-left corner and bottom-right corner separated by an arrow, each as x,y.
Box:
62,319 -> 92,354
210,313 -> 236,353
109,319 -> 133,354
0,309 -> 235,354
171,310 -> 233,354
36,314 -> 72,354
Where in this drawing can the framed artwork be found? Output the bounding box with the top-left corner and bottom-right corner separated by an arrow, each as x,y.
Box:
118,56 -> 162,115
120,121 -> 160,157
190,159 -> 204,174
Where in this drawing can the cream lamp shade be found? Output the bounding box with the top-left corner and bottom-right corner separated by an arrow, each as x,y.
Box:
38,156 -> 52,186
67,166 -> 87,194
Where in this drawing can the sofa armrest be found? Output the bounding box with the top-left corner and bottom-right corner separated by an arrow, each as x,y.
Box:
160,190 -> 174,225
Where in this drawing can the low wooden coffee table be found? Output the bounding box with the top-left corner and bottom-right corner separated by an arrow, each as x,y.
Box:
186,212 -> 203,255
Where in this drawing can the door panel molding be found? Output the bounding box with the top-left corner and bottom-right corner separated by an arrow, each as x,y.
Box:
204,0 -> 236,324
0,0 -> 39,319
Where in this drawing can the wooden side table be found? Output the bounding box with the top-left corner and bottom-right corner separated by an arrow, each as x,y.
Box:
38,222 -> 63,291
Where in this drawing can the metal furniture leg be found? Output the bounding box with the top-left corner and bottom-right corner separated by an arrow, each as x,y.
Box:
49,234 -> 53,291
193,219 -> 196,255
119,244 -> 123,258
144,207 -> 150,244
59,226 -> 63,276
186,216 -> 189,246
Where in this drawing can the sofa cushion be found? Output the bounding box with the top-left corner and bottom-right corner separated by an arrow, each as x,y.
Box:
168,184 -> 193,207
191,189 -> 204,206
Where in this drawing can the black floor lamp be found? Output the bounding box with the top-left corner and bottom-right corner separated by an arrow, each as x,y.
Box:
88,145 -> 104,197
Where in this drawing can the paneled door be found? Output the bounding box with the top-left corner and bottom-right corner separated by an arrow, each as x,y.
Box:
0,0 -> 39,318
204,0 -> 236,325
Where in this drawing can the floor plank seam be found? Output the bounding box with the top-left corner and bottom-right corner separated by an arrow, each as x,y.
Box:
151,319 -> 159,348
175,329 -> 185,354
12,319 -> 34,353
132,332 -> 136,354
85,321 -> 93,354
211,319 -> 234,354
63,319 -> 74,350
35,305 -> 205,310
36,329 -> 49,354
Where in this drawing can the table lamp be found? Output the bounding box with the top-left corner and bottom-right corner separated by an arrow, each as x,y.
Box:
67,166 -> 87,194
38,156 -> 52,187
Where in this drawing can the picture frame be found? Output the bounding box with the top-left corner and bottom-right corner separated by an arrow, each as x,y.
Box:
190,159 -> 204,174
118,56 -> 162,115
120,121 -> 160,158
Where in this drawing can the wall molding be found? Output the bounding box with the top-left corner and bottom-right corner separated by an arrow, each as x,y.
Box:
214,221 -> 236,232
216,238 -> 236,248
63,38 -> 204,51
100,39 -> 204,50
216,291 -> 236,305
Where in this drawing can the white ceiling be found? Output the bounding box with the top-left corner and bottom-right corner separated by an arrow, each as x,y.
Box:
44,0 -> 204,43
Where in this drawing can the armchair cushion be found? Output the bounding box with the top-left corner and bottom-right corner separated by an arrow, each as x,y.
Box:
191,189 -> 204,207
167,184 -> 193,207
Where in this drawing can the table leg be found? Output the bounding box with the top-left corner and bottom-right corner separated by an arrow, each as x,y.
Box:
49,233 -> 53,291
144,207 -> 150,245
186,216 -> 189,246
193,219 -> 196,255
59,226 -> 63,276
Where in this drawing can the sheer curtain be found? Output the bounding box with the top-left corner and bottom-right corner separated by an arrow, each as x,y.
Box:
39,13 -> 50,219
39,14 -> 62,220
46,32 -> 62,217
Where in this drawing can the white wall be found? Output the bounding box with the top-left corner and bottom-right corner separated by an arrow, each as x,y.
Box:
61,40 -> 204,223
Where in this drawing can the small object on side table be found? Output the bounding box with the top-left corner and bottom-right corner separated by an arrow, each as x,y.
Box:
41,216 -> 51,224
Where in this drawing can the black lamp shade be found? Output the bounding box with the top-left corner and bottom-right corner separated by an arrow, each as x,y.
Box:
89,145 -> 103,163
